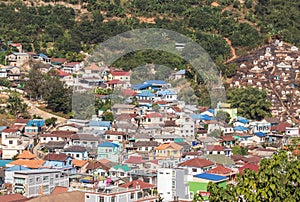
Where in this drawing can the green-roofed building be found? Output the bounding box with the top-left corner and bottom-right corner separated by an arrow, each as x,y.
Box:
110,164 -> 131,178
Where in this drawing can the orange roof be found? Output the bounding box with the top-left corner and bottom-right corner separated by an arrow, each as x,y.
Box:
98,158 -> 111,164
207,165 -> 234,175
73,159 -> 88,167
17,150 -> 36,159
0,193 -> 26,202
9,159 -> 45,169
51,186 -> 68,195
155,142 -> 183,150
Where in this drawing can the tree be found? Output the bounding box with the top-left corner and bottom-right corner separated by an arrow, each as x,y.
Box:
208,151 -> 300,201
215,110 -> 231,123
7,93 -> 29,116
232,145 -> 248,155
227,87 -> 272,120
45,117 -> 57,127
0,78 -> 11,88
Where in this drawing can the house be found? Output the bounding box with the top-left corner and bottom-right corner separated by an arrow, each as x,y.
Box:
43,154 -> 75,174
24,119 -> 45,136
142,112 -> 164,126
207,165 -> 236,181
178,158 -> 215,175
111,104 -> 136,115
175,116 -> 195,137
250,120 -> 271,133
62,62 -> 82,73
189,173 -> 227,200
219,135 -> 236,147
132,141 -> 159,153
136,91 -> 155,101
173,69 -> 185,80
251,132 -> 267,143
125,155 -> 145,168
154,142 -> 183,160
205,145 -> 231,156
97,142 -> 121,162
157,168 -> 190,202
156,90 -> 178,102
108,70 -> 131,82
72,160 -> 88,173
214,102 -> 237,123
104,131 -> 127,142
110,164 -> 131,178
86,161 -> 110,176
86,119 -> 110,131
12,169 -> 69,198
106,79 -> 129,89
39,131 -> 75,144
69,133 -> 99,149
1,128 -> 29,159
5,52 -> 29,67
44,141 -> 67,153
63,146 -> 88,160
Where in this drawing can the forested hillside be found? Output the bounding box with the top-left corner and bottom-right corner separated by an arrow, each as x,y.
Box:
0,0 -> 299,105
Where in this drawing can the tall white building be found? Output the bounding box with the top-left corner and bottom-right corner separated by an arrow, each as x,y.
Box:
157,168 -> 190,201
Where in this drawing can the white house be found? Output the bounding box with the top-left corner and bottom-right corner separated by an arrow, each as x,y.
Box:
175,116 -> 195,137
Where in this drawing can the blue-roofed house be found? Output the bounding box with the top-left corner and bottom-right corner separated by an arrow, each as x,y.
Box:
234,116 -> 250,127
156,90 -> 177,102
189,173 -> 228,200
252,132 -> 267,143
37,53 -> 51,64
174,69 -> 185,80
233,125 -> 249,132
97,142 -> 121,162
88,119 -> 111,131
24,119 -> 45,136
136,91 -> 155,101
132,83 -> 152,91
144,80 -> 169,90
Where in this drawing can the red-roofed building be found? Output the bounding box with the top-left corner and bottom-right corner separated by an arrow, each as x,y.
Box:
51,186 -> 68,195
125,155 -> 145,165
122,89 -> 138,96
120,179 -> 155,189
108,70 -> 131,82
238,163 -> 259,173
178,158 -> 215,175
56,69 -> 71,77
205,145 -> 228,155
270,122 -> 292,133
106,79 -> 128,89
220,135 -> 236,147
143,113 -> 164,125
207,165 -> 236,179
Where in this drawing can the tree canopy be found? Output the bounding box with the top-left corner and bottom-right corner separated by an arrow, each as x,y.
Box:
227,87 -> 272,120
207,151 -> 300,202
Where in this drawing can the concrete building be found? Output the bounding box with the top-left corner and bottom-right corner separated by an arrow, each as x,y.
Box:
157,168 -> 190,202
13,169 -> 69,198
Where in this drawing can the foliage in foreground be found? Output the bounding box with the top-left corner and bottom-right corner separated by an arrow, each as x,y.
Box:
207,151 -> 300,202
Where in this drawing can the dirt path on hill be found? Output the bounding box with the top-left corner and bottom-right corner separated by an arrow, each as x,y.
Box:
224,37 -> 237,62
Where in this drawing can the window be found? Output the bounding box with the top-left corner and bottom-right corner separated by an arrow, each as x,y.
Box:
172,180 -> 176,189
118,136 -> 121,140
192,168 -> 197,172
50,178 -> 54,185
55,174 -> 59,178
160,118 -> 163,121
50,138 -> 53,141
44,185 -> 49,193
76,154 -> 80,158
99,197 -> 104,202
29,178 -> 34,184
15,178 -> 25,184
43,138 -> 46,140
36,177 -> 41,183
106,135 -> 110,139
131,193 -> 135,199
9,140 -> 13,144
148,118 -> 151,122
111,196 -> 116,202
43,176 -> 49,181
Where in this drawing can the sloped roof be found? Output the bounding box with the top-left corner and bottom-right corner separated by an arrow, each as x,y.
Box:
86,161 -> 109,171
238,163 -> 259,173
113,164 -> 131,171
178,158 -> 214,168
206,154 -> 235,166
16,150 -> 36,159
125,156 -> 144,164
206,145 -> 225,151
64,146 -> 87,152
9,159 -> 45,169
44,153 -> 70,161
145,112 -> 163,118
120,179 -> 155,189
207,165 -> 234,175
73,159 -> 88,167
110,70 -> 130,76
155,142 -> 183,150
